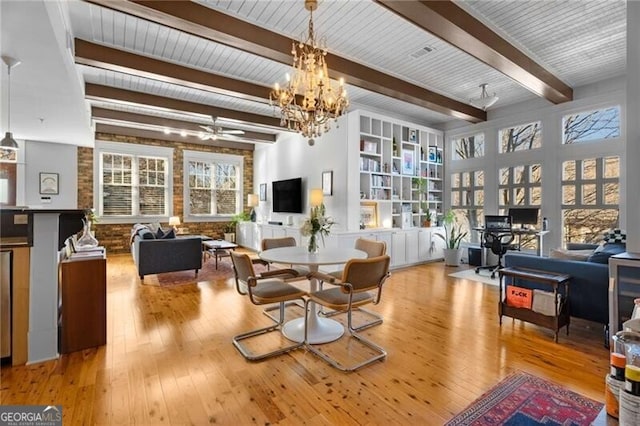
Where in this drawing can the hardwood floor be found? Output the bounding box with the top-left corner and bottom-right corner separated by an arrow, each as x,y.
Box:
1,254 -> 609,425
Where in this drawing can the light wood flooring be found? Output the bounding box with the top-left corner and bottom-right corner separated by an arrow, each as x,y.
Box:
1,254 -> 609,425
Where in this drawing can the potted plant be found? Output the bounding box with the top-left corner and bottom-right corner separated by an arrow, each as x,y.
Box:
422,208 -> 432,227
224,212 -> 250,242
435,210 -> 467,266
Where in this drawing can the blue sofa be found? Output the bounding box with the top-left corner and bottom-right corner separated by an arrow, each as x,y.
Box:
503,251 -> 609,325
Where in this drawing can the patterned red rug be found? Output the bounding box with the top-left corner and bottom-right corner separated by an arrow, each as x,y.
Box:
445,372 -> 603,426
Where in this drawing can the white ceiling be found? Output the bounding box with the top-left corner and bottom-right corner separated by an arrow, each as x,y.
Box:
0,0 -> 628,146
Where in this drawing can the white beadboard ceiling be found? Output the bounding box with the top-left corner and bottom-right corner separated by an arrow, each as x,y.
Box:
0,0 -> 627,145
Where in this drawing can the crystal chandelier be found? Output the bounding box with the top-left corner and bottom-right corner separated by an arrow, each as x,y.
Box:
270,0 -> 349,146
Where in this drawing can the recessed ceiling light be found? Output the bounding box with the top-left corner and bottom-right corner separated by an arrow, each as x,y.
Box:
163,128 -> 170,134
180,130 -> 187,137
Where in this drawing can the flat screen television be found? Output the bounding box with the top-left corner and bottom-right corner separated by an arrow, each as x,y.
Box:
272,178 -> 303,213
508,208 -> 539,227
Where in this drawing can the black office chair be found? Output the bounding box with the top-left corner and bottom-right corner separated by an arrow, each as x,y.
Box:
475,229 -> 516,279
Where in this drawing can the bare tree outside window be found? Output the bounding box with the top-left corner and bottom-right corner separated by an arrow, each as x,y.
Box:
563,106 -> 620,144
562,156 -> 619,244
499,121 -> 542,153
453,134 -> 485,160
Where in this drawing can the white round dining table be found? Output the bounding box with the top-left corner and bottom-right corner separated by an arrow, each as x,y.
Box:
259,246 -> 367,344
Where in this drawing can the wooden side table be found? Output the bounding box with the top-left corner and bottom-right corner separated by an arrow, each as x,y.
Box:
498,266 -> 571,342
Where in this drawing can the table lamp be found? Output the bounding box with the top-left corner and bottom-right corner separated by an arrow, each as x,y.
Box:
310,188 -> 324,207
247,194 -> 259,222
169,216 -> 181,232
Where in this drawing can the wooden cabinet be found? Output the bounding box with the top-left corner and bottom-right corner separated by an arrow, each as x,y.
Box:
59,256 -> 106,353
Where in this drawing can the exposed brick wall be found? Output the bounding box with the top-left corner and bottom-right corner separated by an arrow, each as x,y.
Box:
77,133 -> 254,254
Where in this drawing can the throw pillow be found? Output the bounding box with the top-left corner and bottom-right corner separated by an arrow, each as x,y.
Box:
587,243 -> 626,264
138,229 -> 156,240
603,229 -> 627,244
549,248 -> 593,261
156,227 -> 165,239
160,228 -> 176,239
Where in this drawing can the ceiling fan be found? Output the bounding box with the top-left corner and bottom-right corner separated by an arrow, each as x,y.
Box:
199,117 -> 245,140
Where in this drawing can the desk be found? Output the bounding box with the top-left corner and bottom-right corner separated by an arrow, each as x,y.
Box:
259,246 -> 367,344
473,227 -> 549,256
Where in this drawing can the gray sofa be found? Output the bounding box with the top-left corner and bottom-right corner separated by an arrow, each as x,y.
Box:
132,231 -> 202,279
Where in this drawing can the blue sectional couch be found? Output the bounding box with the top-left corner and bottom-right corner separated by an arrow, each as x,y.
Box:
503,251 -> 609,325
504,240 -> 625,329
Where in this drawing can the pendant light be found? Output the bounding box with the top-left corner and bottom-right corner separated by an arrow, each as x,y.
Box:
1,56 -> 21,149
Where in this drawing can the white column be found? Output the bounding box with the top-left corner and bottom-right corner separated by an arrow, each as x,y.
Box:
28,213 -> 60,363
627,2 -> 640,254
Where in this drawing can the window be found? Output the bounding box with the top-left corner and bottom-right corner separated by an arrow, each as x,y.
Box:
453,133 -> 484,160
498,164 -> 542,208
563,106 -> 621,144
95,142 -> 172,221
499,121 -> 542,153
562,156 -> 620,243
450,170 -> 484,243
183,150 -> 243,219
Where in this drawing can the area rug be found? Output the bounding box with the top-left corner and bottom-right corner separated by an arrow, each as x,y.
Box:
445,372 -> 603,426
449,268 -> 499,287
142,258 -> 266,286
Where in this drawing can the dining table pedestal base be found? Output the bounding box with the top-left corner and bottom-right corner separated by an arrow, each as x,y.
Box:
282,316 -> 344,344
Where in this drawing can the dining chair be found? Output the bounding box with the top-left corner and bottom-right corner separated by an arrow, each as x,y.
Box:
230,252 -> 307,361
304,255 -> 391,372
256,237 -> 309,323
257,237 -> 310,276
318,238 -> 387,331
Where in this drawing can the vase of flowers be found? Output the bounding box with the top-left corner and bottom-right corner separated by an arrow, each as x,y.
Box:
301,204 -> 335,254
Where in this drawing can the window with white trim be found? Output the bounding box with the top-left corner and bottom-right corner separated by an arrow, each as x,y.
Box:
499,121 -> 542,153
450,170 -> 484,243
453,133 -> 485,160
95,142 -> 172,221
498,164 -> 542,209
562,106 -> 621,144
183,150 -> 243,219
562,156 -> 620,243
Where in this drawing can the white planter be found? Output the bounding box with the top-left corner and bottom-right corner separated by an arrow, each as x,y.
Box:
224,232 -> 236,243
443,248 -> 461,266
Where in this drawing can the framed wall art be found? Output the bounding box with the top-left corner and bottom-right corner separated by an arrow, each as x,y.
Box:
39,172 -> 59,195
360,201 -> 378,228
322,170 -> 333,196
259,183 -> 267,201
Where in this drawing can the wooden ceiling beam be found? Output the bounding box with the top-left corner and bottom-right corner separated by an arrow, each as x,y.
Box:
95,123 -> 255,150
84,0 -> 485,122
91,107 -> 276,142
84,83 -> 282,128
75,38 -> 278,105
375,0 -> 573,104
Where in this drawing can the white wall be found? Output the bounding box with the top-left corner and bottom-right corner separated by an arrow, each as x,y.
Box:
445,86 -> 627,253
626,2 -> 640,254
253,115 -> 351,230
24,140 -> 77,208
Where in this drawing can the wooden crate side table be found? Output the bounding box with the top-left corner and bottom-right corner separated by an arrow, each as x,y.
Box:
498,266 -> 571,342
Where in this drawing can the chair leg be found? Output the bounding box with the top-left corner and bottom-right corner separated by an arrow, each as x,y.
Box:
319,307 -> 383,331
304,299 -> 386,372
233,299 -> 305,361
